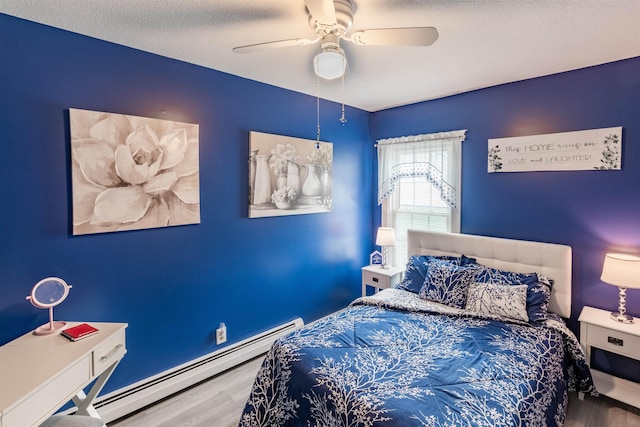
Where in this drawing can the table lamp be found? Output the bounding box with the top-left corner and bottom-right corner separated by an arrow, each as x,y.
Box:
376,227 -> 396,269
600,252 -> 640,323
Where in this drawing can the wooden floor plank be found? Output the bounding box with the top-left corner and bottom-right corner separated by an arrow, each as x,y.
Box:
111,356 -> 640,427
109,357 -> 262,427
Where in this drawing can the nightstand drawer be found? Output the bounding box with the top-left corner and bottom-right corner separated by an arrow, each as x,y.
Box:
587,324 -> 640,359
579,306 -> 640,409
363,269 -> 401,288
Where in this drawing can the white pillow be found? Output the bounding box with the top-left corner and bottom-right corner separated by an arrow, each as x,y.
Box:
465,282 -> 529,322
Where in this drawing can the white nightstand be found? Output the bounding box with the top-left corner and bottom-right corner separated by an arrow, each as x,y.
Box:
361,265 -> 404,297
579,306 -> 640,408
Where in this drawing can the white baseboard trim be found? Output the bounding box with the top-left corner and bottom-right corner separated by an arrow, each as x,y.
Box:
93,318 -> 304,423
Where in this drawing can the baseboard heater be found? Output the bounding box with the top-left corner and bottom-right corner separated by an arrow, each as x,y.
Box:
93,317 -> 304,423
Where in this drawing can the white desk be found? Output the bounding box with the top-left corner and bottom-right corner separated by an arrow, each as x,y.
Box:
0,322 -> 127,427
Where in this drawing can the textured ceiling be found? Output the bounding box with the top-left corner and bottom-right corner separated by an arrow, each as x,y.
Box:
1,0 -> 639,112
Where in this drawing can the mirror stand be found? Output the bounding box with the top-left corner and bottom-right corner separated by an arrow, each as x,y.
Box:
27,277 -> 72,336
34,307 -> 67,335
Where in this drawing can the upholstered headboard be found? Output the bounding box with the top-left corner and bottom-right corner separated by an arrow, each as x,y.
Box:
407,230 -> 572,318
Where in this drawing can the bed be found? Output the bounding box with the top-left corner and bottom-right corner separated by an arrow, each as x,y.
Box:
239,230 -> 597,427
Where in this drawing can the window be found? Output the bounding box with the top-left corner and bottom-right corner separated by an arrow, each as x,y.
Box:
377,131 -> 466,267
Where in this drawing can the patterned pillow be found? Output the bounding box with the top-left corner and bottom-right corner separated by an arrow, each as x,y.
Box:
396,255 -> 460,294
465,283 -> 529,322
473,266 -> 552,324
419,262 -> 480,308
530,274 -> 554,323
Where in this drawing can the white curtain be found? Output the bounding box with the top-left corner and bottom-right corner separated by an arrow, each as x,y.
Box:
377,130 -> 466,208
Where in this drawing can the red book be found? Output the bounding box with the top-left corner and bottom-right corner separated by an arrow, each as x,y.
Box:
62,323 -> 99,341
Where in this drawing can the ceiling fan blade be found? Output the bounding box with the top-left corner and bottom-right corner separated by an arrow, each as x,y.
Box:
305,0 -> 337,25
350,27 -> 439,46
233,37 -> 319,54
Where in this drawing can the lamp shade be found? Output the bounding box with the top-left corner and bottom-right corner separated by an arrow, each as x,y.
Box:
601,253 -> 640,289
313,48 -> 346,80
376,227 -> 396,247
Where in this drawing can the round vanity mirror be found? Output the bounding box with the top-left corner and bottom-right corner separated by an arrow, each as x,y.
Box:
26,277 -> 72,335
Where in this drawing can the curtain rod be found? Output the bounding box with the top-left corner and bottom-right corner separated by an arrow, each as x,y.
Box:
375,130 -> 467,147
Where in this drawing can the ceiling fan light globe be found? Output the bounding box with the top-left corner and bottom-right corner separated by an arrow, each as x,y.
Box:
313,50 -> 346,80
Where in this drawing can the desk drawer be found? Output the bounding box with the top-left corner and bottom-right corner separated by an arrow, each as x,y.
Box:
588,324 -> 640,360
93,329 -> 126,375
3,356 -> 91,427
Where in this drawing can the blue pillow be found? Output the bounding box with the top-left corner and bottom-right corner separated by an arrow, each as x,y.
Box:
530,274 -> 554,323
419,262 -> 480,308
460,254 -> 477,266
396,255 -> 459,294
473,266 -> 552,324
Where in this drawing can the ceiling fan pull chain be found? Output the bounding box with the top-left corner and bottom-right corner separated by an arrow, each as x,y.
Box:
316,72 -> 321,149
340,71 -> 347,125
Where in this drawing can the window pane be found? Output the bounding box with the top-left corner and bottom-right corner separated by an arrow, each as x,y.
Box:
398,178 -> 447,209
389,176 -> 452,267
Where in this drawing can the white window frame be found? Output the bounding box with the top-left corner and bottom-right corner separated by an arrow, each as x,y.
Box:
377,130 -> 465,267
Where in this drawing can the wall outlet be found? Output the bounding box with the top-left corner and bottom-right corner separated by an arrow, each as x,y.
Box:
216,322 -> 227,345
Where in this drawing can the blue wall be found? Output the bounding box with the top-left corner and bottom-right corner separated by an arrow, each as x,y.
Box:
4,10 -> 640,397
372,56 -> 640,332
0,14 -> 372,393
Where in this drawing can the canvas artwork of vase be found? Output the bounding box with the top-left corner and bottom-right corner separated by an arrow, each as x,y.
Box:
248,131 -> 332,218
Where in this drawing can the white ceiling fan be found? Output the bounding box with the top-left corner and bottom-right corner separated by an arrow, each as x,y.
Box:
232,0 -> 439,80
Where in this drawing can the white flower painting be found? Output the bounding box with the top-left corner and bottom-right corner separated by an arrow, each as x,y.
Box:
70,109 -> 200,235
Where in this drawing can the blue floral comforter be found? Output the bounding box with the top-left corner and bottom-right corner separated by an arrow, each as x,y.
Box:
239,289 -> 596,427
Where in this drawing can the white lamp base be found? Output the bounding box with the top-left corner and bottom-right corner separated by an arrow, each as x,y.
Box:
380,246 -> 392,269
610,312 -> 634,323
611,286 -> 634,323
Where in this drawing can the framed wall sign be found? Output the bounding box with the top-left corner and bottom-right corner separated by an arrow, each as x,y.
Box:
488,126 -> 622,173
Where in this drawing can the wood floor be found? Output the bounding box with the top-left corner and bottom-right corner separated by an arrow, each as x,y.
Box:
109,355 -> 640,427
566,393 -> 640,427
108,357 -> 263,427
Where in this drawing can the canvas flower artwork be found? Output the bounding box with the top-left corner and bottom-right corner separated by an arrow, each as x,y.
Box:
70,108 -> 200,235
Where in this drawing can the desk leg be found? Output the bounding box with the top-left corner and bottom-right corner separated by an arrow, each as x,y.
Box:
73,360 -> 121,418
